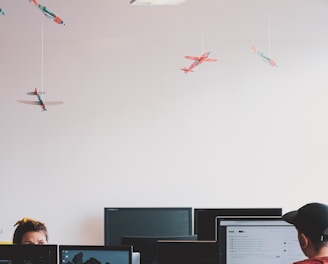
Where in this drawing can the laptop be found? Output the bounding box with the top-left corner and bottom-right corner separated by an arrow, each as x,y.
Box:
216,217 -> 305,264
59,245 -> 132,264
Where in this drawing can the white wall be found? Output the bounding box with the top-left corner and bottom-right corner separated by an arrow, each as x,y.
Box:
1,0 -> 328,244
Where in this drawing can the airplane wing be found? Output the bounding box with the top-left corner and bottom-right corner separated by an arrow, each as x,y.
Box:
29,0 -> 38,6
204,58 -> 217,62
26,91 -> 45,95
17,100 -> 41,105
17,100 -> 63,106
44,101 -> 64,105
185,56 -> 200,60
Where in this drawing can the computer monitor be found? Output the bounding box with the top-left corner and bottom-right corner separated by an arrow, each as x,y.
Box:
59,245 -> 132,264
216,217 -> 305,264
157,240 -> 219,264
0,244 -> 57,264
121,235 -> 197,264
194,208 -> 282,240
104,207 -> 192,245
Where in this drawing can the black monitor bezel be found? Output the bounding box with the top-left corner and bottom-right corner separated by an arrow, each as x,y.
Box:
104,207 -> 193,245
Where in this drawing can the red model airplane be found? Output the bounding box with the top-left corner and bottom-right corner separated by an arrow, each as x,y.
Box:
181,51 -> 217,73
17,88 -> 63,111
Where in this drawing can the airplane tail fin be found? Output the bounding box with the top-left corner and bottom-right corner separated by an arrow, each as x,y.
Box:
26,88 -> 44,95
180,67 -> 193,73
251,46 -> 257,53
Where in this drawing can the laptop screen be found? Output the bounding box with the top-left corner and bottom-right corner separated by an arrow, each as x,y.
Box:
217,217 -> 305,264
59,245 -> 132,264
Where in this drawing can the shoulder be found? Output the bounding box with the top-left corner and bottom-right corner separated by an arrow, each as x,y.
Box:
294,257 -> 328,264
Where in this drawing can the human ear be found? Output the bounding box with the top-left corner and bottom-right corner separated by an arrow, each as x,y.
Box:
298,232 -> 309,250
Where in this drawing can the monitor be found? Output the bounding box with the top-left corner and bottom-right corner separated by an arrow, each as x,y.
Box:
121,235 -> 197,264
104,207 -> 192,245
194,208 -> 282,240
0,244 -> 57,264
217,217 -> 305,264
59,245 -> 132,264
157,240 -> 219,264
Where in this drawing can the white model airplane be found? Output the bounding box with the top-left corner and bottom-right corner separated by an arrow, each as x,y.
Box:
17,88 -> 63,111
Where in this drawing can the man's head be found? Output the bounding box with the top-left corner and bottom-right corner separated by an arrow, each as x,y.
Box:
13,217 -> 48,244
283,203 -> 328,244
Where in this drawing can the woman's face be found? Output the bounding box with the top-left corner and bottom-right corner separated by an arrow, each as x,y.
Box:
21,231 -> 47,245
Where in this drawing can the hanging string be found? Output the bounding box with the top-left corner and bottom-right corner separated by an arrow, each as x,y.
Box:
41,20 -> 44,97
268,15 -> 271,58
200,5 -> 205,53
201,22 -> 204,53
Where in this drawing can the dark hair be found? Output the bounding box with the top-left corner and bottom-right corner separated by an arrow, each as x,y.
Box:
13,217 -> 48,244
309,237 -> 328,252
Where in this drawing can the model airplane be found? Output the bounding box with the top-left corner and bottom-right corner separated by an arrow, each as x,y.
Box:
29,0 -> 65,25
181,51 -> 217,73
251,46 -> 278,67
17,88 -> 63,111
